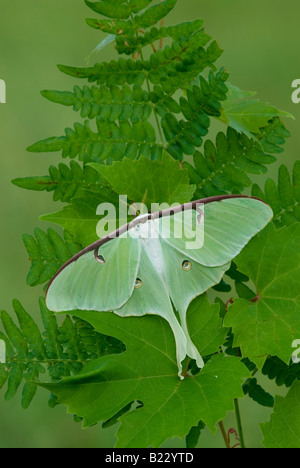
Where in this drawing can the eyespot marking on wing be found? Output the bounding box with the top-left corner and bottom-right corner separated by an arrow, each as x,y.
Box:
182,260 -> 192,271
135,278 -> 143,289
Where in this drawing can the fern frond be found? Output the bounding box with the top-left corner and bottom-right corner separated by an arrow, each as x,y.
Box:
257,117 -> 291,154
0,298 -> 125,408
85,0 -> 175,21
27,0 -> 223,164
85,0 -> 178,54
85,0 -> 205,60
29,69 -> 227,164
252,162 -> 300,228
41,85 -> 152,123
12,161 -> 114,203
57,60 -> 145,87
183,127 -> 278,199
22,228 -> 81,287
27,120 -> 162,163
57,33 -> 221,94
93,21 -> 204,56
162,68 -> 228,160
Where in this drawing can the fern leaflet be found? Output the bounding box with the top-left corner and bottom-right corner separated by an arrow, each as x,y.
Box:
0,298 -> 124,408
252,162 -> 300,228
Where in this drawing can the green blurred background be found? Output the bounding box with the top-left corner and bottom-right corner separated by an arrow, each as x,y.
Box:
0,0 -> 298,448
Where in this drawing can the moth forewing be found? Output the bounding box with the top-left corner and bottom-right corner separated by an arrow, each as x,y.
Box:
182,203 -> 205,251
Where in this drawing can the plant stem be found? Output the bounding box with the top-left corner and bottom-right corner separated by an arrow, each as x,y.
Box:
130,11 -> 165,146
160,0 -> 164,49
218,421 -> 230,448
234,398 -> 246,448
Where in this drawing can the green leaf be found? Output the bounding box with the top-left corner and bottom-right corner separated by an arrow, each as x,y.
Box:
57,61 -> 146,87
90,152 -> 196,206
258,117 -> 290,154
137,0 -> 177,29
23,228 -> 81,287
85,0 -> 131,20
12,299 -> 45,360
57,33 -> 221,96
12,162 -> 111,203
40,295 -> 249,448
162,69 -> 228,160
0,298 -> 125,407
112,20 -> 205,56
224,223 -> 300,368
187,296 -> 228,358
40,194 -> 102,247
41,85 -> 152,124
220,83 -> 293,138
261,380 -> 300,448
185,420 -> 205,448
27,120 -> 162,164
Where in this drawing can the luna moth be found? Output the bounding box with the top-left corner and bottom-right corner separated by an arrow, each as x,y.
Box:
46,195 -> 273,378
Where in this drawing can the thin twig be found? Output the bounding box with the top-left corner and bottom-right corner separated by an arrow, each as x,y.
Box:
219,421 -> 230,448
234,399 -> 246,448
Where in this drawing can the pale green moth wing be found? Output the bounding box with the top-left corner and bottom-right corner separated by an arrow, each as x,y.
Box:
46,195 -> 273,379
46,237 -> 141,312
161,240 -> 230,316
158,197 -> 273,267
113,247 -> 204,377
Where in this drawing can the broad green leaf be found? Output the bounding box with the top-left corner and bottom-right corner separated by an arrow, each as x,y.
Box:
40,194 -> 102,247
220,83 -> 293,139
224,223 -> 300,368
261,380 -> 300,448
188,296 -> 228,357
40,295 -> 249,448
40,190 -> 131,246
89,153 -> 196,206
